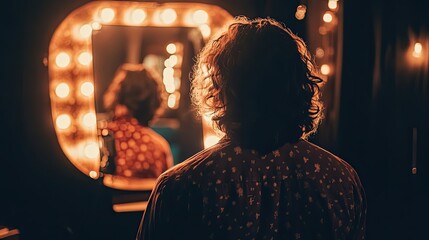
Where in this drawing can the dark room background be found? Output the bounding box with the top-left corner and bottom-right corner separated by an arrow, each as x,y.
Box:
2,0 -> 428,239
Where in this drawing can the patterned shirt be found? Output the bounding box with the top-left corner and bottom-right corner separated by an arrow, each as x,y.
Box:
137,138 -> 366,240
108,116 -> 173,179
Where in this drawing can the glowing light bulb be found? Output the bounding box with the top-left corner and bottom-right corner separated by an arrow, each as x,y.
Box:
130,9 -> 146,24
80,81 -> 94,96
204,135 -> 220,148
56,114 -> 71,130
160,8 -> 177,24
166,43 -> 177,54
100,8 -> 115,23
165,83 -> 176,93
89,171 -> 98,179
83,142 -> 99,159
315,48 -> 325,58
163,67 -> 174,77
78,52 -> 92,66
55,83 -> 70,98
167,94 -> 177,108
192,10 -> 209,25
321,64 -> 331,75
55,52 -> 70,68
413,42 -> 423,58
91,21 -> 102,30
164,55 -> 178,68
295,4 -> 307,20
82,112 -> 96,128
199,24 -> 211,38
328,0 -> 338,10
323,12 -> 333,23
79,24 -> 92,38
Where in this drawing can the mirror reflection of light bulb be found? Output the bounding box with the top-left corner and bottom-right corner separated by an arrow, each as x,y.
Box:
56,114 -> 72,130
80,81 -> 94,96
78,52 -> 92,66
79,24 -> 92,38
160,8 -> 177,24
192,10 -> 209,25
55,52 -> 71,68
166,43 -> 177,54
100,8 -> 115,23
55,83 -> 70,98
199,24 -> 211,38
82,112 -> 97,128
83,142 -> 99,159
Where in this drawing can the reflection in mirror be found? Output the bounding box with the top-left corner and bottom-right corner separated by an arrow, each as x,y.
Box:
92,26 -> 205,190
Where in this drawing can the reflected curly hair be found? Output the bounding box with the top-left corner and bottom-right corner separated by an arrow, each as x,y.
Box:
104,64 -> 164,126
191,17 -> 323,151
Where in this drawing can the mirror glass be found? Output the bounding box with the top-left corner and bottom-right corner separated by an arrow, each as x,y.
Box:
92,26 -> 205,190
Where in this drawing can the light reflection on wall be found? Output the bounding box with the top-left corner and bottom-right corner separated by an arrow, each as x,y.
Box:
48,1 -> 232,179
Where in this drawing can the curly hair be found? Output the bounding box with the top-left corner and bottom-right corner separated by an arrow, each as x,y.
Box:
104,64 -> 164,126
191,17 -> 323,151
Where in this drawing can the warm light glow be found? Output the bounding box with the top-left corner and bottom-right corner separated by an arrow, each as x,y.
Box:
199,24 -> 211,38
192,10 -> 209,25
91,21 -> 102,30
79,24 -> 92,38
83,142 -> 99,159
80,81 -> 94,96
204,135 -> 220,148
56,114 -> 72,130
166,43 -> 177,54
55,52 -> 71,68
321,64 -> 331,75
78,52 -> 92,66
160,8 -> 177,24
328,0 -> 338,10
295,4 -> 307,20
89,170 -> 98,179
55,83 -> 70,98
413,42 -> 423,58
131,9 -> 146,24
323,12 -> 333,23
164,55 -> 178,68
82,112 -> 97,128
165,83 -> 176,93
100,8 -> 115,23
167,93 -> 179,109
163,67 -> 174,77
316,48 -> 325,58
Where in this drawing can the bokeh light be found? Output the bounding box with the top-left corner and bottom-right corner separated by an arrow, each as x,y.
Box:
55,52 -> 71,68
160,8 -> 177,24
80,81 -> 94,96
192,10 -> 209,25
100,8 -> 115,23
78,52 -> 92,66
166,43 -> 177,54
82,112 -> 97,128
56,114 -> 72,130
321,64 -> 331,75
55,83 -> 70,98
83,142 -> 99,159
323,12 -> 333,23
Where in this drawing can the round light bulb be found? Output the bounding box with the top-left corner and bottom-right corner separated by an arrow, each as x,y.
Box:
80,81 -> 94,96
100,8 -> 115,23
166,43 -> 177,54
323,12 -> 333,23
82,112 -> 97,128
160,8 -> 177,24
56,114 -> 71,130
192,10 -> 209,25
130,9 -> 146,24
83,142 -> 99,159
78,52 -> 92,66
55,83 -> 70,98
55,52 -> 71,68
79,24 -> 92,38
163,67 -> 174,77
321,64 -> 331,75
328,0 -> 338,10
167,94 -> 177,108
91,21 -> 102,30
89,170 -> 98,179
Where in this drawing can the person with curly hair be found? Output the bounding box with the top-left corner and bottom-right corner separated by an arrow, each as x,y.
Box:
137,17 -> 366,239
104,64 -> 173,179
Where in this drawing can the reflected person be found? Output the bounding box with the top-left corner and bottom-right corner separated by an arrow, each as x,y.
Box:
104,64 -> 173,179
138,18 -> 366,239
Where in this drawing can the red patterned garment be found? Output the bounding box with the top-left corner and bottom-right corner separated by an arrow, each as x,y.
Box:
138,138 -> 366,240
108,116 -> 173,179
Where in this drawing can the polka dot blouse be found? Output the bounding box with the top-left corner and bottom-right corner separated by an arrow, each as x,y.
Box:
108,116 -> 173,179
137,138 -> 366,239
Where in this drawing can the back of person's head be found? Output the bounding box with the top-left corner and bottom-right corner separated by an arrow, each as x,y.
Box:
191,17 -> 323,152
104,64 -> 163,126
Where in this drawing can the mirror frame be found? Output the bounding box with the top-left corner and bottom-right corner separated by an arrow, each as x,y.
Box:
48,1 -> 232,179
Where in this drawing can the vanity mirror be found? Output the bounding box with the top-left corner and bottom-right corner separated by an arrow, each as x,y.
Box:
48,1 -> 232,190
